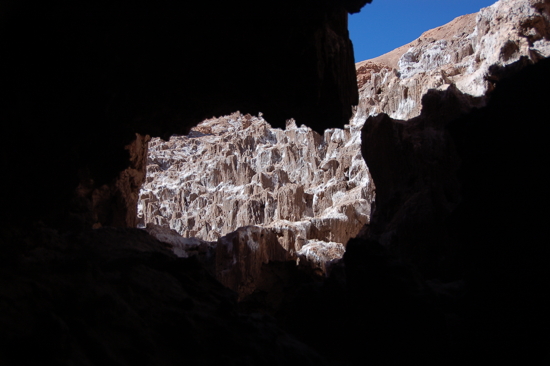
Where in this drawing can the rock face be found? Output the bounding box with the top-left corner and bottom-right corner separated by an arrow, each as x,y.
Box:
0,0 -> 549,365
355,0 -> 550,120
270,1 -> 550,364
350,56 -> 550,366
1,1 -> 376,364
138,112 -> 374,294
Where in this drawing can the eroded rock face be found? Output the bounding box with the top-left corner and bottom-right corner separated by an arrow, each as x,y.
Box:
138,112 -> 374,293
355,0 -> 550,120
139,112 -> 373,246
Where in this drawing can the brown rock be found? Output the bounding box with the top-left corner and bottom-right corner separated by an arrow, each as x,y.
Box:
216,226 -> 291,299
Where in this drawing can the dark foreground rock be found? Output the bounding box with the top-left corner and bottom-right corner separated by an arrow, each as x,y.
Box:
0,226 -> 326,366
352,53 -> 550,366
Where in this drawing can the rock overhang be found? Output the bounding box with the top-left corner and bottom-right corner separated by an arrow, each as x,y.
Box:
1,0 -> 371,230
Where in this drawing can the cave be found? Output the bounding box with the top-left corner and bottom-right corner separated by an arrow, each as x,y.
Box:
1,0 -> 549,365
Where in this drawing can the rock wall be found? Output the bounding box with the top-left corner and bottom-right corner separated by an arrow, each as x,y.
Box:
355,0 -> 550,121
2,1 -> 549,364
139,112 -> 374,293
348,55 -> 550,366
0,226 -> 327,366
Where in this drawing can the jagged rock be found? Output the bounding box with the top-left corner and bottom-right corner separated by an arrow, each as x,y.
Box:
138,112 -> 374,281
355,0 -> 550,121
353,0 -> 550,276
296,241 -> 345,275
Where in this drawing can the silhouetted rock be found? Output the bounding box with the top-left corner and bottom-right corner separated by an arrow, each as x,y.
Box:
0,226 -> 327,366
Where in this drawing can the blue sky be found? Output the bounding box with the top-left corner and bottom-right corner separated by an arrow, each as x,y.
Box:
350,0 -> 498,62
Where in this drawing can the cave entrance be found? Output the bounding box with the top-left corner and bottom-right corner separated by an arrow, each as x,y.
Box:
136,111 -> 375,289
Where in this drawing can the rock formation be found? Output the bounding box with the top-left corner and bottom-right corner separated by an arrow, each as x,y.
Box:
0,226 -> 327,366
355,0 -> 550,120
139,112 -> 374,294
139,0 -> 550,298
349,55 -> 550,366
139,112 -> 373,243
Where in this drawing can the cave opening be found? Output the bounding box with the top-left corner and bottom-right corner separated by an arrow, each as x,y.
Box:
136,110 -> 376,295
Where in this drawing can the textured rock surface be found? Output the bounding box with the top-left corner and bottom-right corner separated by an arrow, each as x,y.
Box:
1,1 -> 376,364
355,0 -> 550,120
296,240 -> 345,275
353,0 -> 550,275
138,112 -> 374,274
345,3 -> 550,363
0,0 -> 548,365
348,55 -> 550,366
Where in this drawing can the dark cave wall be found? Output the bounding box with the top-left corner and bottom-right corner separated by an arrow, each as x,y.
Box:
360,57 -> 550,281
353,57 -> 550,364
0,3 -> 376,364
0,0 -> 371,230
